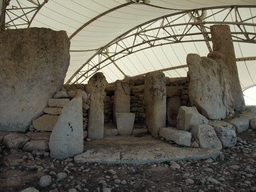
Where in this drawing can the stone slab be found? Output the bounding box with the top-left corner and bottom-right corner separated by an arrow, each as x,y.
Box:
75,135 -> 221,164
23,140 -> 49,152
159,127 -> 191,147
48,99 -> 70,108
53,91 -> 68,98
33,115 -> 59,132
26,132 -> 51,141
3,133 -> 30,149
43,108 -> 62,115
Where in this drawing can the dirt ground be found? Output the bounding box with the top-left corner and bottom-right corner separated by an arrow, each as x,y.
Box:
0,129 -> 256,192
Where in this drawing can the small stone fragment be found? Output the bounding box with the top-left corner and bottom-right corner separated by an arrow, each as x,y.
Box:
3,133 -> 30,149
39,175 -> 52,187
21,187 -> 39,192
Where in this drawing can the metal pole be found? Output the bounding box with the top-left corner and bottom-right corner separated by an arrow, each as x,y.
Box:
0,0 -> 8,31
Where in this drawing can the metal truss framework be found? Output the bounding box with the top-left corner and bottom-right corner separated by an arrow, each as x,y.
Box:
67,5 -> 256,84
4,0 -> 47,29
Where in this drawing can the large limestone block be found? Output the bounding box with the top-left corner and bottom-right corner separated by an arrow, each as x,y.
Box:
53,91 -> 69,98
116,113 -> 135,136
210,25 -> 245,112
0,28 -> 70,132
187,54 -> 234,120
113,80 -> 130,122
33,115 -> 59,132
209,121 -> 237,148
159,127 -> 192,147
26,132 -> 51,141
229,112 -> 252,133
191,124 -> 222,150
86,73 -> 108,139
3,133 -> 30,149
49,90 -> 83,160
167,96 -> 181,127
144,72 -> 166,136
177,106 -> 208,131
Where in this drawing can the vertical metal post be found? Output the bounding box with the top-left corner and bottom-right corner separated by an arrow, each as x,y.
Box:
0,0 -> 9,31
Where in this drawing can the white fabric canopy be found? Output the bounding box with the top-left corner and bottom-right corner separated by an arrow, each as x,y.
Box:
5,0 -> 256,90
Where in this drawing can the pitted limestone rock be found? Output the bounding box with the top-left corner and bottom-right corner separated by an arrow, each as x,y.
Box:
3,133 -> 30,149
49,90 -> 83,160
209,120 -> 237,148
177,106 -> 208,131
191,124 -> 222,150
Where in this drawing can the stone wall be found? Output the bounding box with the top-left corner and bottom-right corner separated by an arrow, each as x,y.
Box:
0,28 -> 70,132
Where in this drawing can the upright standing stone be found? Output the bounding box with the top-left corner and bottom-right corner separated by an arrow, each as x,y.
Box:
0,28 -> 70,132
113,80 -> 130,122
86,73 -> 108,139
49,90 -> 83,160
144,72 -> 166,136
210,25 -> 245,112
187,54 -> 234,120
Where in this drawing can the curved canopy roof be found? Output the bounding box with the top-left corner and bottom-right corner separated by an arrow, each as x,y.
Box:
3,0 -> 256,90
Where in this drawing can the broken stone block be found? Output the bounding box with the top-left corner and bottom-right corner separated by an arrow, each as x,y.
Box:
43,108 -> 62,115
48,98 -> 70,108
116,113 -> 135,136
159,127 -> 192,147
33,115 -> 59,132
49,90 -> 83,160
251,118 -> 256,130
187,53 -> 234,120
144,71 -> 166,136
0,28 -> 70,132
167,96 -> 181,127
53,91 -> 69,98
81,91 -> 89,102
210,25 -> 245,112
177,106 -> 208,131
67,90 -> 77,98
87,73 -> 108,140
26,132 -> 51,141
3,133 -> 30,149
229,113 -> 250,133
113,80 -> 130,122
209,121 -> 237,148
82,103 -> 90,110
191,124 -> 222,150
23,140 -> 49,152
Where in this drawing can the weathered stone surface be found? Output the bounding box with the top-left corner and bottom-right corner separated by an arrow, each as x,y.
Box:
49,90 -> 83,160
166,86 -> 183,97
0,132 -> 9,143
43,108 -> 62,115
39,175 -> 52,188
132,128 -> 148,135
167,96 -> 181,127
82,103 -> 90,110
144,72 -> 166,136
67,90 -> 77,98
33,115 -> 59,132
246,106 -> 256,114
86,73 -> 108,139
116,113 -> 135,136
209,121 -> 237,148
191,124 -> 222,150
48,98 -> 70,108
21,187 -> 39,192
251,118 -> 256,130
3,133 -> 30,149
132,85 -> 144,94
159,127 -> 192,147
113,80 -> 130,122
104,128 -> 118,136
187,54 -> 234,120
177,106 -> 208,131
0,28 -> 70,132
26,132 -> 51,141
53,91 -> 68,98
23,140 -> 49,152
229,112 -> 251,133
210,25 -> 245,112
81,91 -> 89,102
129,75 -> 145,86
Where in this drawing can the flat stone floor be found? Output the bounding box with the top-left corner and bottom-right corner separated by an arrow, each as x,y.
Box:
74,134 -> 221,164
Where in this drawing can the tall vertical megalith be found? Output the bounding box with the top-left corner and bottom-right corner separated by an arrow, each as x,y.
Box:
0,28 -> 70,132
113,80 -> 130,122
210,25 -> 245,112
87,73 -> 107,139
49,90 -> 83,160
144,72 -> 166,136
